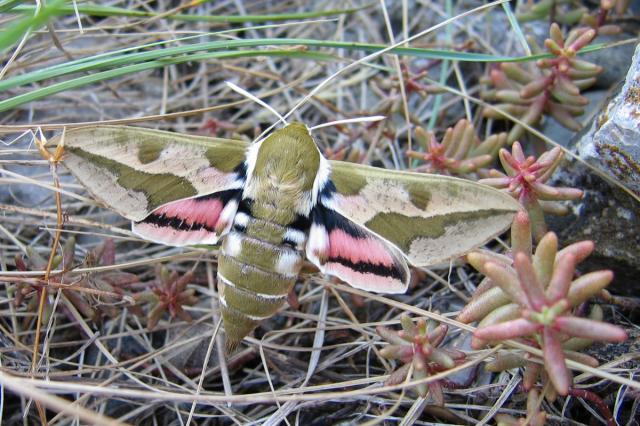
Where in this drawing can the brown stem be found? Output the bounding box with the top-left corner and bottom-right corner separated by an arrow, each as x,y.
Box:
596,8 -> 609,29
567,387 -> 615,426
31,167 -> 63,366
30,140 -> 65,426
600,289 -> 640,312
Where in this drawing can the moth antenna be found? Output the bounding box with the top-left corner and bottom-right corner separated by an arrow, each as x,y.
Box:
309,116 -> 386,132
225,81 -> 287,126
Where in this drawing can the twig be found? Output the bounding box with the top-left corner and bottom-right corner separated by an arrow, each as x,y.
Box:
29,130 -> 66,425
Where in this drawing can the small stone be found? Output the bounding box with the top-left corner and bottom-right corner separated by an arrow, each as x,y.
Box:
548,43 -> 640,296
576,42 -> 640,195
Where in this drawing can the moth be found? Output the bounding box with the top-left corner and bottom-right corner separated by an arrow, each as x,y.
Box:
54,123 -> 520,350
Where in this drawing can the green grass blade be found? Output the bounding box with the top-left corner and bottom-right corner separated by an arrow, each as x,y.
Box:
0,0 -> 24,13
427,0 -> 453,131
9,3 -> 368,24
0,50 -> 334,113
501,1 -> 531,56
0,38 -> 557,92
0,0 -> 65,51
0,35 -> 617,111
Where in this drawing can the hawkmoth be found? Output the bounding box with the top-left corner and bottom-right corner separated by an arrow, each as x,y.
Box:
53,123 -> 519,350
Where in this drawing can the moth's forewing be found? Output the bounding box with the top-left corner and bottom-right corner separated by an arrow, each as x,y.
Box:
54,125 -> 248,221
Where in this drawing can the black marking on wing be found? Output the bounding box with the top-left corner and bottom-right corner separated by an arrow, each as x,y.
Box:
233,162 -> 248,181
330,255 -> 405,280
143,212 -> 214,232
318,179 -> 336,203
288,214 -> 311,233
237,198 -> 253,216
311,202 -> 363,234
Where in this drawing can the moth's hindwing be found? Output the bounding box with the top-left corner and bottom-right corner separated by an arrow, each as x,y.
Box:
133,189 -> 241,246
55,125 -> 248,222
306,203 -> 410,293
321,160 -> 521,268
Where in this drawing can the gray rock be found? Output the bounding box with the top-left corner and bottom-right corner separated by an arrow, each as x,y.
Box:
549,42 -> 640,296
576,42 -> 640,194
549,162 -> 639,296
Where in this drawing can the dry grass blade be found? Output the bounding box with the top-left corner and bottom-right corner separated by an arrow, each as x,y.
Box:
0,369 -> 126,426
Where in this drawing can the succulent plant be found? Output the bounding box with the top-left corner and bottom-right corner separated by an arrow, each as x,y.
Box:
376,63 -> 432,98
134,265 -> 198,330
460,213 -> 627,395
323,144 -> 366,163
517,0 -> 627,34
517,0 -> 588,25
407,119 -> 507,176
482,23 -> 602,142
13,242 -> 69,328
81,239 -> 140,319
580,0 -> 629,32
376,314 -> 465,404
371,63 -> 442,127
199,118 -> 236,136
457,211 -> 533,326
479,142 -> 582,240
13,237 -> 137,325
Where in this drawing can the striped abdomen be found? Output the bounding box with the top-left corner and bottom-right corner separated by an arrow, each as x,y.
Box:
217,210 -> 307,350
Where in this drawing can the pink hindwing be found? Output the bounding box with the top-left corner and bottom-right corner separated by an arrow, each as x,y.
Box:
306,205 -> 410,293
133,190 -> 240,246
